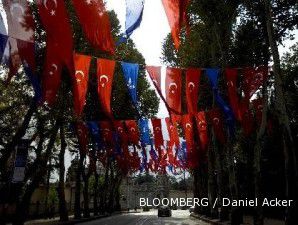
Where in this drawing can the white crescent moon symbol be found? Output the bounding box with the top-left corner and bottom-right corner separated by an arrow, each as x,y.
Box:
155,127 -> 161,132
52,64 -> 58,71
44,0 -> 58,10
213,118 -> 220,125
188,82 -> 195,91
130,128 -> 136,132
227,81 -> 234,87
76,70 -> 85,78
199,121 -> 206,128
169,82 -> 178,94
78,129 -> 83,136
118,127 -> 123,133
186,123 -> 192,129
100,75 -> 109,87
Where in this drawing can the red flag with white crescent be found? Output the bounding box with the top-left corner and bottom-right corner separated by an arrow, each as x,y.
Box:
225,68 -> 241,121
182,114 -> 199,168
182,114 -> 194,148
37,0 -> 74,105
146,66 -> 162,91
2,0 -> 36,81
208,108 -> 226,144
72,0 -> 115,54
125,120 -> 140,146
151,119 -> 164,149
165,67 -> 182,114
75,121 -> 89,154
195,111 -> 209,153
99,121 -> 113,144
186,68 -> 201,114
165,117 -> 180,148
73,53 -> 91,117
97,58 -> 116,117
113,120 -> 128,146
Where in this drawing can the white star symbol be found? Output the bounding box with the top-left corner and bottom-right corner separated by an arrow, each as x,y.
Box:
86,0 -> 92,5
50,10 -> 55,16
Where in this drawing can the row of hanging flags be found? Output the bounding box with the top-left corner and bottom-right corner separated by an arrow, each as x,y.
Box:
71,59 -> 269,174
0,0 -> 270,173
0,0 -> 188,100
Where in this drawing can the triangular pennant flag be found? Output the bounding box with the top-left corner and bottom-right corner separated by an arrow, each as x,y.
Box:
195,111 -> 209,152
75,121 -> 89,155
121,62 -> 139,106
73,53 -> 91,117
161,0 -> 190,49
165,67 -> 182,114
186,68 -> 201,114
38,0 -> 74,105
72,0 -> 115,54
151,118 -> 164,149
97,58 -> 116,117
208,108 -> 226,145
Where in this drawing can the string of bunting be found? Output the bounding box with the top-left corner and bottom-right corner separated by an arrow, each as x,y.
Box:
0,0 -> 271,174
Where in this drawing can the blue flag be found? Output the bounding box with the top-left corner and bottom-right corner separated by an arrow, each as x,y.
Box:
23,64 -> 42,102
118,0 -> 145,45
0,14 -> 8,64
121,62 -> 139,106
206,69 -> 235,137
87,122 -> 102,151
138,119 -> 151,146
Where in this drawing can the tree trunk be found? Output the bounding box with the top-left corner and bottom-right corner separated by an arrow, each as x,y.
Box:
57,124 -> 68,221
0,100 -> 36,179
93,171 -> 99,216
12,121 -> 59,225
82,171 -> 91,218
74,153 -> 84,219
263,1 -> 298,224
44,159 -> 52,218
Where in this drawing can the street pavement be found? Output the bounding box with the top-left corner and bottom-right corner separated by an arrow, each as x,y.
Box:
79,210 -> 210,225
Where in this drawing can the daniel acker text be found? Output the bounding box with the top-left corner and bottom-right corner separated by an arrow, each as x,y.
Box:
139,198 -> 294,208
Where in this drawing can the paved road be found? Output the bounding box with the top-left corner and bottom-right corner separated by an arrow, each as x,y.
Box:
79,210 -> 209,225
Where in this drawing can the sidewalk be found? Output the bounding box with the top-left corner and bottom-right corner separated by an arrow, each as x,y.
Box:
7,213 -> 109,225
14,210 -> 141,225
190,213 -> 285,225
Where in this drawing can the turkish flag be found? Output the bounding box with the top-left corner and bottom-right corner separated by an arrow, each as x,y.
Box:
225,68 -> 241,121
72,0 -> 115,54
252,98 -> 264,126
113,120 -> 128,146
75,121 -> 89,154
208,108 -> 226,144
182,114 -> 194,149
99,121 -> 113,144
186,68 -> 201,114
161,0 -> 190,49
151,119 -> 164,149
2,0 -> 36,81
146,66 -> 162,91
182,114 -> 199,168
165,67 -> 182,114
73,53 -> 91,117
243,66 -> 268,101
125,120 -> 140,145
38,0 -> 74,105
195,111 -> 209,152
165,117 -> 180,148
97,58 -> 116,116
